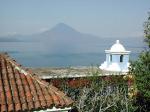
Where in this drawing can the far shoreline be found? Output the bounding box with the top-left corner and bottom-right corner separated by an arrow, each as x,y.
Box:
28,66 -> 101,78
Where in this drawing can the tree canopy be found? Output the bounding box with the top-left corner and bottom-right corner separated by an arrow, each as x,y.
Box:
130,12 -> 150,111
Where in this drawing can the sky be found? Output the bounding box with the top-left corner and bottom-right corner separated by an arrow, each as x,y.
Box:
0,0 -> 150,38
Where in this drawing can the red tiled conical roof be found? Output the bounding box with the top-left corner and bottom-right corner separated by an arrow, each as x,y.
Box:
0,53 -> 73,112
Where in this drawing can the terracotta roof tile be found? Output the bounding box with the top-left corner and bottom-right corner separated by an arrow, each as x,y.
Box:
0,53 -> 73,112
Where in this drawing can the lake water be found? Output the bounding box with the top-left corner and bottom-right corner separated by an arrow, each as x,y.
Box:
0,42 -> 143,67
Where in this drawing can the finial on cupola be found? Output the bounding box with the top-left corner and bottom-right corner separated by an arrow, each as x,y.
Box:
116,40 -> 119,44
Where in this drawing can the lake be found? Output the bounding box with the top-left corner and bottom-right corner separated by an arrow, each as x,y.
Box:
0,41 -> 143,67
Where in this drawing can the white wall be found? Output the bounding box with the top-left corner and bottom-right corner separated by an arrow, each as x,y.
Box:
110,54 -> 129,71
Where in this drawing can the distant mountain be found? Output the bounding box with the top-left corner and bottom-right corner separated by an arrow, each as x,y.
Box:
0,37 -> 18,42
47,23 -> 80,34
0,34 -> 22,42
33,23 -> 100,42
28,23 -> 102,53
33,23 -> 145,53
0,23 -> 145,54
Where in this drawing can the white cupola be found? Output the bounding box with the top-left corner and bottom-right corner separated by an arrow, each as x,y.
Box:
99,40 -> 131,75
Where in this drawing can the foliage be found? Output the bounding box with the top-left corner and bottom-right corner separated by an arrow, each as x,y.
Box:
60,68 -> 136,112
130,12 -> 150,111
144,12 -> 150,48
76,79 -> 134,112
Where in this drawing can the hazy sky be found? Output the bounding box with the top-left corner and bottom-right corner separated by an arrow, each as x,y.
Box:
0,0 -> 150,37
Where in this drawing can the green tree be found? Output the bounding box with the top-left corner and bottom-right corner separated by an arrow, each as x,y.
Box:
144,12 -> 150,48
130,12 -> 150,111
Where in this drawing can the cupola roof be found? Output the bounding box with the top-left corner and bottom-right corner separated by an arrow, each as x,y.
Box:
105,40 -> 130,54
110,40 -> 125,52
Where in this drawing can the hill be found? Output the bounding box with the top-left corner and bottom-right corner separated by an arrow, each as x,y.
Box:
0,23 -> 144,54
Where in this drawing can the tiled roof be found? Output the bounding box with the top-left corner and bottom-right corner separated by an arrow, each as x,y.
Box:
0,53 -> 73,112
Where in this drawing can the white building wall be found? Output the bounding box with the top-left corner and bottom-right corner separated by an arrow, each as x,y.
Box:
102,54 -> 129,72
111,54 -> 120,63
122,55 -> 129,70
100,40 -> 131,74
111,54 -> 129,71
106,53 -> 110,65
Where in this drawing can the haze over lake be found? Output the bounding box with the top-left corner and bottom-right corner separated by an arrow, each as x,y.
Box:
0,23 -> 145,67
